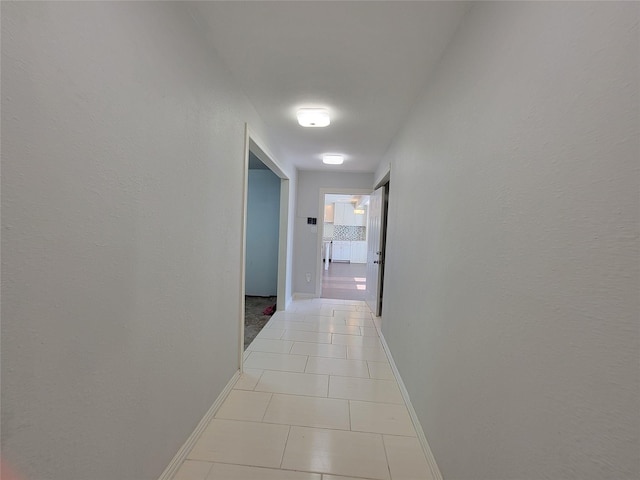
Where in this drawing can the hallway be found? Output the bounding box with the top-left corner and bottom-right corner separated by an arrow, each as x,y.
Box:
172,298 -> 432,480
321,262 -> 368,301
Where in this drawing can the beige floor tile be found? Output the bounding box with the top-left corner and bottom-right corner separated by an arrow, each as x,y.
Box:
282,330 -> 333,344
323,299 -> 363,306
291,342 -> 347,359
329,376 -> 403,404
257,328 -> 285,340
308,322 -> 362,335
263,394 -> 350,430
332,333 -> 382,348
360,326 -> 378,337
350,401 -> 416,436
188,419 -> 289,468
373,316 -> 382,331
268,320 -> 320,332
234,368 -> 263,391
321,324 -> 363,335
330,304 -> 358,312
322,476 -> 370,480
214,390 -> 272,422
304,315 -> 347,325
255,370 -> 329,397
291,305 -> 327,314
344,317 -> 376,327
248,338 -> 294,354
173,460 -> 213,480
244,351 -> 308,373
383,435 -> 434,480
367,361 -> 395,380
206,463 -> 321,480
333,310 -> 373,320
305,356 -> 369,378
347,345 -> 389,362
282,426 -> 390,480
271,311 -> 308,322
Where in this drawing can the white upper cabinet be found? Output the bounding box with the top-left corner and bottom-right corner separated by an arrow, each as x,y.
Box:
324,203 -> 335,223
334,203 -> 358,226
353,206 -> 367,226
333,203 -> 345,225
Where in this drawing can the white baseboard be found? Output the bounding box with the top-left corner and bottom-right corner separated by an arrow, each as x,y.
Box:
157,370 -> 241,480
374,323 -> 443,480
292,292 -> 316,300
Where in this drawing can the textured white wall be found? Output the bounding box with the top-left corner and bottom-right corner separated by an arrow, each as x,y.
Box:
380,3 -> 639,479
0,3 -> 290,480
246,170 -> 280,296
293,171 -> 374,295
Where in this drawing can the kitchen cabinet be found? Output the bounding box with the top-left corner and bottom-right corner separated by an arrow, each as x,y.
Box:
353,206 -> 367,226
324,203 -> 334,223
332,241 -> 351,262
334,203 -> 357,226
350,241 -> 367,263
333,203 -> 345,225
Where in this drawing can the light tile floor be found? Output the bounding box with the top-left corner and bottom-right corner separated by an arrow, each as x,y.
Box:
173,298 -> 434,480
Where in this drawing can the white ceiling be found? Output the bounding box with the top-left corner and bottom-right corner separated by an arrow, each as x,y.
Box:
325,194 -> 367,205
190,1 -> 469,173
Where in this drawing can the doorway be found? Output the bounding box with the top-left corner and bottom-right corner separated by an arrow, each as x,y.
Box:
317,189 -> 372,301
366,177 -> 389,316
241,127 -> 290,362
244,151 -> 280,348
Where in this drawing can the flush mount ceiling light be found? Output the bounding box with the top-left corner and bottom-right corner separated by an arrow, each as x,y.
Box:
322,154 -> 344,165
297,108 -> 330,127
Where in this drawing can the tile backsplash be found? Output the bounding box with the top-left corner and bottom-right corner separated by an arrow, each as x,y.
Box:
324,224 -> 366,241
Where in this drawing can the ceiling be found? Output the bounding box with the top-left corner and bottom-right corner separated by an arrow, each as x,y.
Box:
325,194 -> 368,206
190,1 -> 469,173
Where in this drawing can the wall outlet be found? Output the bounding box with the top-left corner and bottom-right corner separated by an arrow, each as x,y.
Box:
305,273 -> 311,283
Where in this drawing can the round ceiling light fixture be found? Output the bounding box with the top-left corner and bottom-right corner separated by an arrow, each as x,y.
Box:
297,108 -> 330,127
322,154 -> 344,165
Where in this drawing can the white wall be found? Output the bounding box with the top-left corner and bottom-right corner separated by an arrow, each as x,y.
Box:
293,171 -> 374,295
0,3 -> 292,480
380,3 -> 639,480
246,169 -> 280,296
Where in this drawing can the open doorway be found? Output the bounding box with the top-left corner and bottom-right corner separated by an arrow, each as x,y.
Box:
241,128 -> 291,360
319,191 -> 371,301
244,151 -> 279,348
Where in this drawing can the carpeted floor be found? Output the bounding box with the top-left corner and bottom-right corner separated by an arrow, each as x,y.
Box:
244,295 -> 277,349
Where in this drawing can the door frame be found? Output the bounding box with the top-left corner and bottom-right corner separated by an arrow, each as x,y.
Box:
315,187 -> 374,298
368,168 -> 390,316
240,124 -> 290,370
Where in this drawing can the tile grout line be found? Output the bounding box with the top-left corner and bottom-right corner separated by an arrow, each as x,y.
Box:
278,425 -> 292,469
381,434 -> 393,480
206,459 -> 379,479
259,393 -> 274,423
303,354 -> 310,373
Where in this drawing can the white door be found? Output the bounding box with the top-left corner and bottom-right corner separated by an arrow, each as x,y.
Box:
366,186 -> 386,315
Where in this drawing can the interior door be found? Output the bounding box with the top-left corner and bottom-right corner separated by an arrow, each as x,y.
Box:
366,186 -> 386,315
